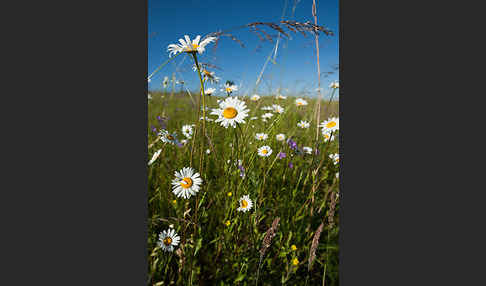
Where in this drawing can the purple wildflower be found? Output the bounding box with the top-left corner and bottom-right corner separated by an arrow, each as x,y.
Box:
151,125 -> 157,134
278,152 -> 287,159
237,164 -> 245,178
288,161 -> 294,169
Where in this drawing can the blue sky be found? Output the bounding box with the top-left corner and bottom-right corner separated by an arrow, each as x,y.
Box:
148,0 -> 339,98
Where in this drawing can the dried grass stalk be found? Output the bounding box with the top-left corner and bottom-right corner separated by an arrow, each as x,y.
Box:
308,222 -> 324,271
259,217 -> 281,259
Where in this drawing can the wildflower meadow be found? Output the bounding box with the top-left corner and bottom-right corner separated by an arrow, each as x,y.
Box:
148,4 -> 339,285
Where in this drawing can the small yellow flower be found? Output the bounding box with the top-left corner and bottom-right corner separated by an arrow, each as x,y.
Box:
291,245 -> 297,251
292,258 -> 299,266
225,220 -> 231,226
172,200 -> 177,204
227,192 -> 232,197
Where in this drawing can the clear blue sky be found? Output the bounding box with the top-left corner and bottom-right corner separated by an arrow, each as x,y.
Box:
148,0 -> 339,98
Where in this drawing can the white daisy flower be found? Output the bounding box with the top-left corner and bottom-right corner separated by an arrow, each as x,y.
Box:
255,133 -> 268,141
257,145 -> 273,157
159,129 -> 177,145
276,94 -> 287,100
163,76 -> 169,88
250,116 -> 258,120
276,134 -> 286,141
329,81 -> 339,89
171,167 -> 203,199
336,172 -> 339,179
206,149 -> 211,154
297,120 -> 310,129
329,153 -> 339,165
261,113 -> 274,119
158,228 -> 180,252
210,97 -> 249,128
320,117 -> 339,133
272,104 -> 284,114
322,130 -> 336,142
222,83 -> 238,94
180,139 -> 188,145
199,116 -> 214,122
237,195 -> 253,212
148,78 -> 151,83
204,87 -> 216,96
181,124 -> 193,138
167,35 -> 217,57
250,94 -> 261,101
295,98 -> 308,106
303,146 -> 313,154
261,106 -> 274,111
148,149 -> 162,165
148,93 -> 152,100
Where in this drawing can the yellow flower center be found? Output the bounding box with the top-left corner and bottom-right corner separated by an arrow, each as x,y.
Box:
226,87 -> 232,93
167,134 -> 174,140
291,245 -> 297,251
336,158 -> 339,162
192,43 -> 199,49
180,177 -> 193,188
163,237 -> 172,246
292,258 -> 299,266
241,200 -> 248,208
297,102 -> 302,106
223,107 -> 238,119
262,149 -> 268,155
225,221 -> 231,226
324,134 -> 330,139
326,121 -> 337,128
227,192 -> 232,197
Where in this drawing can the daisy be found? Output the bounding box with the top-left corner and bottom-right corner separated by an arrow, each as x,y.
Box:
276,134 -> 286,141
148,78 -> 151,83
158,228 -> 180,252
210,97 -> 249,128
276,94 -> 287,100
181,124 -> 193,138
204,87 -> 216,96
297,120 -> 310,129
261,106 -> 274,111
148,149 -> 162,165
159,129 -> 177,145
222,82 -> 238,94
329,153 -> 339,165
320,117 -> 339,133
206,149 -> 211,154
171,167 -> 203,199
250,94 -> 261,101
250,116 -> 258,120
148,93 -> 152,100
167,35 -> 217,57
295,98 -> 308,106
261,113 -> 274,119
303,146 -> 313,154
163,76 -> 169,88
272,104 -> 284,114
257,145 -> 273,157
255,133 -> 268,141
322,130 -> 336,142
329,81 -> 339,89
180,139 -> 188,145
237,195 -> 253,212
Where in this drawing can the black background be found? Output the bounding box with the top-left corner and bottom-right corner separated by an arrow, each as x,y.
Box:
1,0 -> 485,284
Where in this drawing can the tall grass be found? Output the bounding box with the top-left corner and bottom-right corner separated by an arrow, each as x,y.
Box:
148,91 -> 339,285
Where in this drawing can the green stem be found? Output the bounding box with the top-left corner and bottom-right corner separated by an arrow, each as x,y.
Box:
147,52 -> 181,81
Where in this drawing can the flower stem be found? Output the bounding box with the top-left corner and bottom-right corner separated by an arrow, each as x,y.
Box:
191,53 -> 207,173
147,52 -> 181,81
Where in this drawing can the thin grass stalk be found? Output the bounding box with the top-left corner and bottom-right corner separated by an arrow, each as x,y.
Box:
312,0 -> 322,143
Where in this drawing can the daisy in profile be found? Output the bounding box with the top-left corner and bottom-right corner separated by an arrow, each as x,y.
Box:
159,129 -> 177,145
329,81 -> 339,89
148,93 -> 152,101
237,195 -> 253,212
297,120 -> 310,129
320,117 -> 339,133
257,145 -> 273,157
295,98 -> 308,106
163,76 -> 169,88
303,146 -> 313,154
158,228 -> 180,252
255,133 -> 268,141
210,97 -> 249,128
171,167 -> 203,199
276,134 -> 286,141
222,82 -> 238,95
261,106 -> 274,111
148,149 -> 162,165
272,104 -> 284,114
276,94 -> 287,100
261,113 -> 274,120
329,153 -> 339,165
167,35 -> 217,57
322,130 -> 336,142
181,124 -> 193,138
250,94 -> 261,101
204,87 -> 216,96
